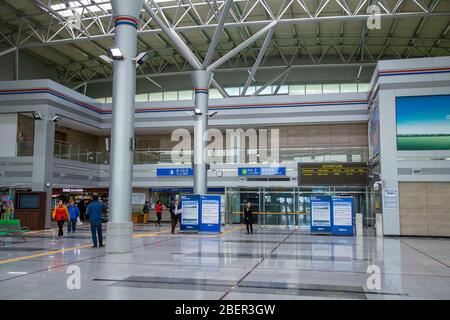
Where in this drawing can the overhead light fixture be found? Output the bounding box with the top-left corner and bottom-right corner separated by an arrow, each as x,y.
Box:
99,54 -> 113,63
193,108 -> 202,115
208,111 -> 218,118
52,115 -> 61,123
135,52 -> 150,65
32,112 -> 43,120
107,48 -> 123,60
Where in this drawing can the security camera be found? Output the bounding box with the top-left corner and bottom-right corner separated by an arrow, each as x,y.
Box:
373,181 -> 382,191
135,52 -> 150,65
32,111 -> 43,120
52,115 -> 61,123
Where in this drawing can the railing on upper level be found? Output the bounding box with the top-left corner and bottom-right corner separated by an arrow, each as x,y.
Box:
18,140 -> 369,165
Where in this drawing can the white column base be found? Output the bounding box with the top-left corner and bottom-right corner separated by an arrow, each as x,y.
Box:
376,213 -> 383,237
356,213 -> 363,237
106,222 -> 133,254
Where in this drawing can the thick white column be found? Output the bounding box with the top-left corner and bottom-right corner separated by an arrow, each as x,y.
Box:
192,70 -> 213,195
31,110 -> 55,229
378,90 -> 400,235
107,0 -> 144,254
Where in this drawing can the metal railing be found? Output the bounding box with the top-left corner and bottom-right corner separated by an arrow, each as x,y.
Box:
18,140 -> 368,165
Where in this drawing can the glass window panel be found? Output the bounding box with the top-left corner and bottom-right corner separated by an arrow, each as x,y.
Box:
106,97 -> 112,103
289,84 -> 305,95
244,86 -> 256,95
358,83 -> 370,92
340,83 -> 358,92
305,84 -> 322,94
225,87 -> 240,96
163,91 -> 178,101
276,85 -> 289,95
209,88 -> 222,99
178,90 -> 193,100
256,86 -> 272,95
149,92 -> 163,101
322,84 -> 340,93
135,93 -> 148,102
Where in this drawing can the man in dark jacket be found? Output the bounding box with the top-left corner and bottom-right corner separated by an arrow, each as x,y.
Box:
169,199 -> 182,234
244,201 -> 254,234
87,195 -> 104,248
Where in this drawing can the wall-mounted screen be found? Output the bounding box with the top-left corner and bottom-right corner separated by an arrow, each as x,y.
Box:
17,194 -> 40,209
396,95 -> 450,151
298,162 -> 368,186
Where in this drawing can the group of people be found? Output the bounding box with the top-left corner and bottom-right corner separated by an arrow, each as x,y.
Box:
52,195 -> 104,248
142,198 -> 182,234
0,201 -> 13,220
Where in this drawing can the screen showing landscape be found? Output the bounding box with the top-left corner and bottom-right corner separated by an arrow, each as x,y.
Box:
396,95 -> 450,151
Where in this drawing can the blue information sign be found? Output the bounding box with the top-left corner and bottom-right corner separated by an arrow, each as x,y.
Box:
310,196 -> 332,233
180,195 -> 199,232
157,168 -> 193,176
331,197 -> 354,236
199,195 -> 221,233
238,167 -> 286,176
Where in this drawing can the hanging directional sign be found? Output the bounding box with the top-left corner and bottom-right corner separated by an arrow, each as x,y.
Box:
156,168 -> 193,176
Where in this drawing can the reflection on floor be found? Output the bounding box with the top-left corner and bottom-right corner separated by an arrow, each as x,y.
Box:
0,224 -> 449,300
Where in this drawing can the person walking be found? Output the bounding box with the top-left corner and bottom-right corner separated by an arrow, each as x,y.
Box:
169,199 -> 182,234
67,199 -> 80,234
143,201 -> 150,224
52,199 -> 70,239
155,200 -> 163,227
244,201 -> 254,234
87,195 -> 104,248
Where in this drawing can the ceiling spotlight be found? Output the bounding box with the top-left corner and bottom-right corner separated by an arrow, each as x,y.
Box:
52,115 -> 61,123
107,48 -> 123,60
193,108 -> 202,116
99,54 -> 113,63
32,112 -> 43,120
135,52 -> 150,65
208,111 -> 218,118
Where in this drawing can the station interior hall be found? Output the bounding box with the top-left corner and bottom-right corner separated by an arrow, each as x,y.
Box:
0,0 -> 449,300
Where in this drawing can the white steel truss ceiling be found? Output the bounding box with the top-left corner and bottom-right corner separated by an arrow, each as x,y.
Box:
0,0 -> 449,94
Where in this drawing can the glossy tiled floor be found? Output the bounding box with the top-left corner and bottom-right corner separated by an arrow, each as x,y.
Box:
0,224 -> 449,300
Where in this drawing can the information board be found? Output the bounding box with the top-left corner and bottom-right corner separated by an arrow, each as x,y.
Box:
238,167 -> 286,176
310,196 -> 332,233
298,162 -> 368,186
331,197 -> 354,235
383,189 -> 398,209
157,168 -> 193,176
199,195 -> 221,233
180,195 -> 199,232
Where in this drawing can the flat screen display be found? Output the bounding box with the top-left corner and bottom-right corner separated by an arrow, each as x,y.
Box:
298,162 -> 368,186
396,95 -> 450,150
18,194 -> 40,209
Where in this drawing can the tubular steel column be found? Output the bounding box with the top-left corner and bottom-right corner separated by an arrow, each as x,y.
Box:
192,70 -> 213,195
107,0 -> 144,254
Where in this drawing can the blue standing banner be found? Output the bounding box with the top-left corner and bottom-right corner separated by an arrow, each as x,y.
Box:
199,195 -> 221,233
310,196 -> 332,233
331,197 -> 354,236
180,195 -> 200,232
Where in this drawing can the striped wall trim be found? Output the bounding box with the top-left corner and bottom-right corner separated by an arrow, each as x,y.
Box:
194,88 -> 209,95
0,88 -> 367,115
379,67 -> 450,77
115,16 -> 139,29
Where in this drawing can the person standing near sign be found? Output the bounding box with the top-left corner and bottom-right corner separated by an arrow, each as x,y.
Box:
155,200 -> 163,227
244,201 -> 254,234
170,199 -> 182,234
